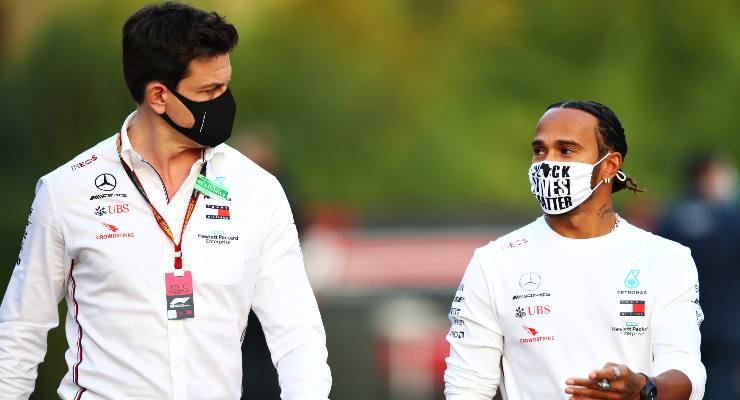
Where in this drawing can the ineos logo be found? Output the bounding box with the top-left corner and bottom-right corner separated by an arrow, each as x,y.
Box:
519,272 -> 542,291
95,173 -> 117,192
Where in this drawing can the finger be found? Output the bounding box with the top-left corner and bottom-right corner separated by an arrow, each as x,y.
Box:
565,385 -> 622,399
567,377 -> 604,390
566,378 -> 626,393
589,365 -> 625,381
570,397 -> 611,400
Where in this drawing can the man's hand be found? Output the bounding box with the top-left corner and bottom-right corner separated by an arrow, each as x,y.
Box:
564,362 -> 646,400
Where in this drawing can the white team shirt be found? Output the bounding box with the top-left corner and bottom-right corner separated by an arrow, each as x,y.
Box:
445,216 -> 705,400
0,112 -> 332,400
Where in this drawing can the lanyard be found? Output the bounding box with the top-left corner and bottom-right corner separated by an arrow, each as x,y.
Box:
116,133 -> 205,271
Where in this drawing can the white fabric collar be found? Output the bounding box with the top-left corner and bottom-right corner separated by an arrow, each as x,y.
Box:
119,110 -> 226,167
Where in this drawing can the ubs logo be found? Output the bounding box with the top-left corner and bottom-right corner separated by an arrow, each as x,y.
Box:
515,305 -> 551,318
94,204 -> 130,217
95,173 -> 117,191
519,272 -> 542,291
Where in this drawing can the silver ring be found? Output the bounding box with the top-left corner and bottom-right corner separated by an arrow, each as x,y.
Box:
612,366 -> 622,380
598,378 -> 611,391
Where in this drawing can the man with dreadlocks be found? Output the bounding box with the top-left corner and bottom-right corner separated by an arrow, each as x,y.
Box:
444,101 -> 705,400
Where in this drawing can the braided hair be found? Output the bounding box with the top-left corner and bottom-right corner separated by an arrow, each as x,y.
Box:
547,100 -> 644,194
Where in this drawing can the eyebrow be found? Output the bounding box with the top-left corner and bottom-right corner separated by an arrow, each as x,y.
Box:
554,139 -> 584,149
531,139 -> 584,149
198,77 -> 232,91
199,82 -> 226,90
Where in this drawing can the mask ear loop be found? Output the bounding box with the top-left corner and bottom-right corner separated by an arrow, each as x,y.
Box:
605,171 -> 627,184
595,153 -> 616,186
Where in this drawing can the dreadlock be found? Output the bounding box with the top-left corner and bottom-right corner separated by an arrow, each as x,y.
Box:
547,100 -> 644,194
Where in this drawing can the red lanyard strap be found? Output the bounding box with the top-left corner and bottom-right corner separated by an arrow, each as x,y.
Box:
116,133 -> 206,269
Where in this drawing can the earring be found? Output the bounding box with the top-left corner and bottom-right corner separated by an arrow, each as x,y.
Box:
605,177 -> 611,183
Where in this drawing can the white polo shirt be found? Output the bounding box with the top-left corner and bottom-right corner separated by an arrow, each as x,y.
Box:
444,216 -> 705,400
0,112 -> 332,400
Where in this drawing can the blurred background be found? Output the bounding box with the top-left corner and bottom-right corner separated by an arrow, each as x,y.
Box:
1,0 -> 739,399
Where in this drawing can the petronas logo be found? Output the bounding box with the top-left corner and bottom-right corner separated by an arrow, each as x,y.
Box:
624,270 -> 640,289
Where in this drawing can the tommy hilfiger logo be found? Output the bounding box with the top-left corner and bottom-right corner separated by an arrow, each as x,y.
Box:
619,300 -> 645,316
206,204 -> 230,220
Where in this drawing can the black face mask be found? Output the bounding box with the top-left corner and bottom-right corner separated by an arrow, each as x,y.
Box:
159,86 -> 236,147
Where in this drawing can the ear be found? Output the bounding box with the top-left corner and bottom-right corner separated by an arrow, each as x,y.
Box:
602,152 -> 623,181
143,82 -> 168,115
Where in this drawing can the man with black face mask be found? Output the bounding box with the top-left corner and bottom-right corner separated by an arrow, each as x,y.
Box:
0,3 -> 331,399
444,101 -> 705,400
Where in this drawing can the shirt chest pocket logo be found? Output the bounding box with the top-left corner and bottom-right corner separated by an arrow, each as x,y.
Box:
187,229 -> 246,284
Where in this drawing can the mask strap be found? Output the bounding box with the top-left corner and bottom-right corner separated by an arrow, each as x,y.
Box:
597,153 -> 628,183
594,152 -> 612,166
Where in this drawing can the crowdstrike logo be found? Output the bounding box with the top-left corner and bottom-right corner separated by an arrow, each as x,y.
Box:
101,222 -> 118,232
519,325 -> 555,344
523,325 -> 538,336
96,222 -> 135,240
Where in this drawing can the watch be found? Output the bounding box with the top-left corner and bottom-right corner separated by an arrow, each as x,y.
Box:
639,373 -> 658,400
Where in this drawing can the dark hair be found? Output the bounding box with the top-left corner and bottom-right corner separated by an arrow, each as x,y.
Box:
547,100 -> 643,194
122,2 -> 238,104
685,151 -> 725,191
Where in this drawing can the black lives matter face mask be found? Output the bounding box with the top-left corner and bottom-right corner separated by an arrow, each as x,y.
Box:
528,153 -> 626,215
160,86 -> 236,147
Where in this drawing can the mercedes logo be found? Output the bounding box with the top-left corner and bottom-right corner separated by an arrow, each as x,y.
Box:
95,173 -> 117,192
519,272 -> 542,291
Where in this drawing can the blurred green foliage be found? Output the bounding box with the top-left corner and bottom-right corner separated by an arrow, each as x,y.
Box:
1,0 -> 739,397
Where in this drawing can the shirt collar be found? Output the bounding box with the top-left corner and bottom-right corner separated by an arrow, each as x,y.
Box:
119,110 -> 227,168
